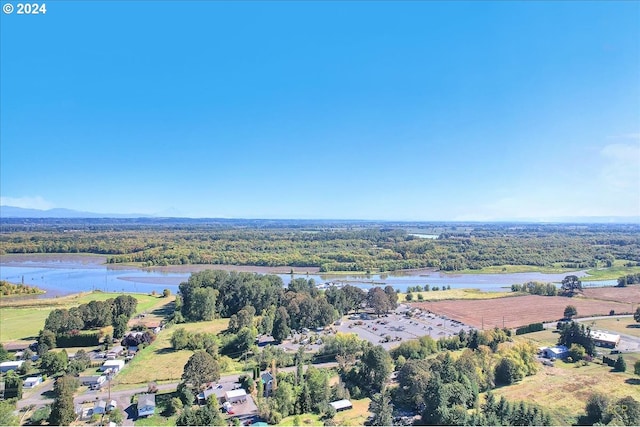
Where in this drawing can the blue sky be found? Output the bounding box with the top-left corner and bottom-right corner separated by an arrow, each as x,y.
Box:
1,1 -> 639,220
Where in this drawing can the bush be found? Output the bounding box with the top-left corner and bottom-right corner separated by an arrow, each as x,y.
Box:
614,356 -> 626,372
30,405 -> 51,425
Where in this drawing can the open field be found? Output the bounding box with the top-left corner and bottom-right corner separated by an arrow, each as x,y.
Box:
279,398 -> 371,426
0,291 -> 171,344
414,295 -> 634,329
493,357 -> 640,425
114,318 -> 231,385
399,288 -> 516,302
581,286 -> 640,305
582,260 -> 640,281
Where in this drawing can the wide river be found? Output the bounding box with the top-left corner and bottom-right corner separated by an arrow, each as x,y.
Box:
0,255 -> 616,297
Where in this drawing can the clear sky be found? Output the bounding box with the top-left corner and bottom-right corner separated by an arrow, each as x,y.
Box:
1,1 -> 639,220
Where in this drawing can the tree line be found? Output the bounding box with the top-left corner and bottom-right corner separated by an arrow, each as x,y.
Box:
176,270 -> 398,342
2,222 -> 639,273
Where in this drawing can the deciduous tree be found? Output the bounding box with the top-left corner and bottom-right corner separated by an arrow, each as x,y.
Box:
182,350 -> 220,390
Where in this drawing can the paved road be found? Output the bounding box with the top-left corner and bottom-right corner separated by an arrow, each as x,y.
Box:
18,361 -> 338,425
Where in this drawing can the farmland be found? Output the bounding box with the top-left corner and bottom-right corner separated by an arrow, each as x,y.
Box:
415,287 -> 640,329
0,291 -> 170,344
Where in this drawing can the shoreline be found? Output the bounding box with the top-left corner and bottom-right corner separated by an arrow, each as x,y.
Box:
0,253 -> 585,277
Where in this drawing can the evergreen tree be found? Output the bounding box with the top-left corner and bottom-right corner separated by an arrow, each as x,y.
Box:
369,388 -> 393,426
614,355 -> 627,372
272,307 -> 291,343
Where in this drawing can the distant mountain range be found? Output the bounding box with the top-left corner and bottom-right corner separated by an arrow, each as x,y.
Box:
0,205 -> 152,219
1,205 -> 638,223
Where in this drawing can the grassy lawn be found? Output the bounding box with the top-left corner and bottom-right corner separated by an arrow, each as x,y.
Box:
0,291 -> 170,343
400,288 -> 516,302
135,414 -> 177,426
279,398 -> 371,427
134,390 -> 178,426
514,329 -> 561,348
577,316 -> 640,338
114,318 -> 231,385
582,261 -> 640,281
493,357 -> 640,425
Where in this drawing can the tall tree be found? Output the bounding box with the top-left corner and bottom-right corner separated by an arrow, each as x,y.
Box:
48,376 -> 78,426
367,287 -> 391,316
585,392 -> 609,425
359,345 -> 392,393
560,275 -> 582,296
182,350 -> 220,390
112,314 -> 129,339
369,388 -> 393,426
272,307 -> 291,343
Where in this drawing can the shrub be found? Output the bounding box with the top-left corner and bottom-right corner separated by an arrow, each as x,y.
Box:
614,356 -> 626,372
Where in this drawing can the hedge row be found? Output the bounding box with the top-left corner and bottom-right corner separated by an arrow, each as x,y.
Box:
515,323 -> 544,335
55,333 -> 100,347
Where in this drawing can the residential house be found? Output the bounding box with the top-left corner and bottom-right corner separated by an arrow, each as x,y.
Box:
93,400 -> 107,415
80,375 -> 107,390
543,345 -> 569,359
137,394 -> 156,417
0,360 -> 24,373
100,359 -> 125,373
261,372 -> 274,397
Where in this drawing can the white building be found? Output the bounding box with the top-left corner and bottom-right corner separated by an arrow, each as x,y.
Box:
23,376 -> 43,388
0,360 -> 24,373
225,389 -> 247,404
329,399 -> 353,412
100,359 -> 125,373
590,330 -> 620,348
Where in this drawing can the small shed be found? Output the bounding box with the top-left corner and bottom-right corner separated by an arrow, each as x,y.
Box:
100,359 -> 125,373
23,376 -> 43,388
329,399 -> 353,412
137,394 -> 156,417
0,360 -> 24,373
225,389 -> 247,404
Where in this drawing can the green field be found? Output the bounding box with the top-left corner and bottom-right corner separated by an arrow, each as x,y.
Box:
0,291 -> 171,343
279,398 -> 371,426
114,318 -> 233,385
582,261 -> 640,281
493,356 -> 640,425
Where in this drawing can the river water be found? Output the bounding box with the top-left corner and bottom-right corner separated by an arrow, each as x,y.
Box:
0,257 -> 616,297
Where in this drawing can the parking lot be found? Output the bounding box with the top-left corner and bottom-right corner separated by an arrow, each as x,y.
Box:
335,304 -> 474,350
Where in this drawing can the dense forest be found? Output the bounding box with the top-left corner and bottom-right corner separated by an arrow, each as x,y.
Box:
1,219 -> 639,273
